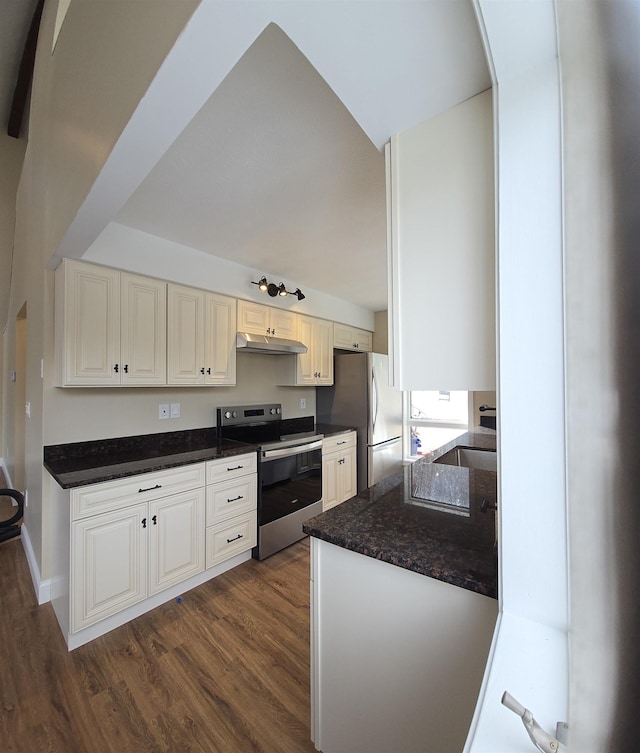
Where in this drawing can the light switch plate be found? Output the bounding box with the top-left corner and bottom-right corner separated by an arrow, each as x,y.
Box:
170,403 -> 180,418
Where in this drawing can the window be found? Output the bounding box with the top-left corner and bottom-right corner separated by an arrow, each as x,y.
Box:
408,391 -> 468,456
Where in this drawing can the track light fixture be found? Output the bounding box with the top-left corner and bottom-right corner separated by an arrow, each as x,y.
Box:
251,276 -> 305,301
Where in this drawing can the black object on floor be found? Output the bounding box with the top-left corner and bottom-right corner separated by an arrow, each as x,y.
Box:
0,489 -> 24,543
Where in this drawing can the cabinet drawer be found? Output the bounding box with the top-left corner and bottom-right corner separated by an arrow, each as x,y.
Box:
206,452 -> 257,484
71,463 -> 206,520
206,511 -> 257,568
323,431 -> 356,454
206,475 -> 257,524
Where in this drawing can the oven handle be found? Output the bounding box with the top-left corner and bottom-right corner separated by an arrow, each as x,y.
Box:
262,439 -> 323,460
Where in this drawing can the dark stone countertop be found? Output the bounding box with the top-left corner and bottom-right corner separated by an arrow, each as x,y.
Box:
44,428 -> 258,489
43,419 -> 354,490
315,423 -> 356,437
303,429 -> 498,598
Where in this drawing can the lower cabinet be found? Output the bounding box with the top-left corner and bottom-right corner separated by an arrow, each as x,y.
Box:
72,487 -> 205,632
322,432 -> 357,511
52,454 -> 258,649
205,453 -> 258,568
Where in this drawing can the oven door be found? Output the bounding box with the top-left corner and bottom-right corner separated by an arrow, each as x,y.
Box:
259,440 -> 323,526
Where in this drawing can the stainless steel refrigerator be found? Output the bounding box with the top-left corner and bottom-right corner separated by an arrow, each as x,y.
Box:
316,352 -> 404,492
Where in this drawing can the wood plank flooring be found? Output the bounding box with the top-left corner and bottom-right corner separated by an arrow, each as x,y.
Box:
0,537 -> 317,753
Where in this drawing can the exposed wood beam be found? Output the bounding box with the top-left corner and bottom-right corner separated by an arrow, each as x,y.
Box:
7,0 -> 44,139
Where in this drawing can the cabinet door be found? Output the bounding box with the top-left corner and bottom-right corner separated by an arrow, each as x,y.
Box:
167,284 -> 205,385
314,319 -> 334,385
72,503 -> 148,632
121,273 -> 167,385
204,292 -> 236,385
333,323 -> 355,350
148,489 -> 205,596
339,446 -> 357,502
296,315 -> 317,385
270,309 -> 297,339
237,300 -> 270,335
60,260 -> 121,386
354,329 -> 373,352
322,452 -> 340,512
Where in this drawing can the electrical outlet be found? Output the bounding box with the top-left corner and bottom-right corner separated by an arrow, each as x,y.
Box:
170,403 -> 180,418
300,398 -> 306,409
159,403 -> 170,420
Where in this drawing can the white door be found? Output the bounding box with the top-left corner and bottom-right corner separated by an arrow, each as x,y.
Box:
63,260 -> 121,385
204,292 -> 236,385
148,489 -> 205,595
167,284 -> 205,385
72,503 -> 148,632
121,273 -> 167,385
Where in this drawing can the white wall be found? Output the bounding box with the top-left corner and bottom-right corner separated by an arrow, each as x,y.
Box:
83,223 -> 375,331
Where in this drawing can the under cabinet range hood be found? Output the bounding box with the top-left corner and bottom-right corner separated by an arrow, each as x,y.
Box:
236,332 -> 308,355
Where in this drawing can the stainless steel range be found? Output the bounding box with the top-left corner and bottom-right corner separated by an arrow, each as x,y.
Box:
217,403 -> 323,559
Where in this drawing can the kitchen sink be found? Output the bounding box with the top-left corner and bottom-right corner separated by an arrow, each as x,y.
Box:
433,447 -> 497,472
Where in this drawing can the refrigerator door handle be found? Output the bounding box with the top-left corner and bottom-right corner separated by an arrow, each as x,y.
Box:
370,436 -> 402,450
371,366 -> 379,436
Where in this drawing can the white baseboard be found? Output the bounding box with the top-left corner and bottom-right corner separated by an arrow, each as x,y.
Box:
20,523 -> 51,605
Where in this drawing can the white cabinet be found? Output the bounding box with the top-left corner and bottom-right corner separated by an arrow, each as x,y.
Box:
70,464 -> 205,633
55,259 -> 167,386
333,324 -> 372,352
293,315 -> 334,386
237,299 -> 297,339
386,89 -> 495,391
205,452 -> 257,568
311,539 -> 498,753
167,284 -> 236,385
322,432 -> 357,511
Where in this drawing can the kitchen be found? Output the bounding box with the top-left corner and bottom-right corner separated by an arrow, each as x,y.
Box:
4,1 -> 618,751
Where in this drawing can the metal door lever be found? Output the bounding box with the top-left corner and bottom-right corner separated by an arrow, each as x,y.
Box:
502,691 -> 564,753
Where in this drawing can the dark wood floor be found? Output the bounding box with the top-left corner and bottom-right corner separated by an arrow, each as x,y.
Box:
0,535 -> 317,753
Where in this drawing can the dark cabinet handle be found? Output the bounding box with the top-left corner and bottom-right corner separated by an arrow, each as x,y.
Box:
266,328 -> 271,334
152,515 -> 157,525
200,367 -> 205,375
114,364 -> 119,373
227,495 -> 243,503
272,329 -> 276,336
139,484 -> 162,493
481,499 -> 497,513
142,518 -> 147,528
123,364 -> 128,373
226,534 -> 243,543
207,367 -> 211,375
337,441 -> 347,445
227,465 -> 243,472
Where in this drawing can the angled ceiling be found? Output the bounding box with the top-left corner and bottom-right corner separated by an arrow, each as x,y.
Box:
76,2 -> 491,312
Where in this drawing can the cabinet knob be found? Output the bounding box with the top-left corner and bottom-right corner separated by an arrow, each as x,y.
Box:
113,364 -> 119,373
123,364 -> 129,373
142,518 -> 147,528
152,515 -> 157,525
207,367 -> 211,375
200,367 -> 205,374
266,328 -> 271,334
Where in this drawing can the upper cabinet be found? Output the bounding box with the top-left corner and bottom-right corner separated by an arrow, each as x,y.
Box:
333,323 -> 372,352
55,259 -> 167,387
386,90 -> 496,391
237,300 -> 297,340
167,284 -> 236,386
295,315 -> 334,385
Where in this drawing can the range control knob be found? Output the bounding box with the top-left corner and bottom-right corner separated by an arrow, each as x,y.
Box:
270,407 -> 281,415
232,411 -> 238,418
224,411 -> 232,419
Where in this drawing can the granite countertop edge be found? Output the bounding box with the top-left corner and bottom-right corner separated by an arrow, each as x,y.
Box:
303,428 -> 498,599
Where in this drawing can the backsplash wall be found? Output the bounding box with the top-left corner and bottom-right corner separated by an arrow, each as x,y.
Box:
43,352 -> 316,445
